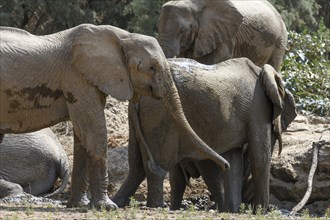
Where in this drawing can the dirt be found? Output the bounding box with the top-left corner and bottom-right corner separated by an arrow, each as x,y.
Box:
0,97 -> 329,219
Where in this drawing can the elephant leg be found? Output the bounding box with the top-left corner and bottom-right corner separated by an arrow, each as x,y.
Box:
23,174 -> 56,196
169,163 -> 188,210
197,160 -> 225,212
0,179 -> 24,198
67,134 -> 89,207
87,152 -> 117,210
113,108 -> 146,207
248,126 -> 272,211
145,166 -> 167,208
222,148 -> 243,213
65,88 -> 116,210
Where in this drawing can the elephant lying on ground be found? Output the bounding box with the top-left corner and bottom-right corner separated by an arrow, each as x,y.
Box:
0,128 -> 69,198
113,58 -> 297,211
0,24 -> 228,210
157,0 -> 288,71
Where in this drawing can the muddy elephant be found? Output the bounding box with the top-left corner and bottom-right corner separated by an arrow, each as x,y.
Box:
0,128 -> 69,199
157,0 -> 287,70
113,58 -> 297,211
0,24 -> 229,210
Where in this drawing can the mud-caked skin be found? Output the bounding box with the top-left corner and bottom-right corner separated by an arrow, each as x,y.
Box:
0,24 -> 229,210
113,58 -> 297,212
0,128 -> 69,199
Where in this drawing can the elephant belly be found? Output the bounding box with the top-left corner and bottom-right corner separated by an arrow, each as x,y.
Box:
0,95 -> 68,133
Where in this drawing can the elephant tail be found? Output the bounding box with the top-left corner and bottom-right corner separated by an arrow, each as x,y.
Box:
44,155 -> 70,198
259,64 -> 285,155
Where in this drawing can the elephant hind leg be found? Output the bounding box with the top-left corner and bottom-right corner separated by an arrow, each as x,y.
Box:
169,163 -> 189,210
0,179 -> 24,198
22,173 -> 57,196
197,160 -> 225,212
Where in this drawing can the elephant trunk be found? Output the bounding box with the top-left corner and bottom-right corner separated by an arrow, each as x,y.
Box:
159,66 -> 230,171
157,37 -> 179,58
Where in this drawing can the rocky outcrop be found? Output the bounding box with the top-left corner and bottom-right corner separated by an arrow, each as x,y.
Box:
107,146 -> 129,194
270,115 -> 330,215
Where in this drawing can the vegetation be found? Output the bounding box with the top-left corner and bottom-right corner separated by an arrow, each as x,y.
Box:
281,22 -> 330,116
0,0 -> 329,116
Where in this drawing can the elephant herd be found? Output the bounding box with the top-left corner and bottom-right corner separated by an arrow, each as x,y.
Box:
0,0 -> 297,213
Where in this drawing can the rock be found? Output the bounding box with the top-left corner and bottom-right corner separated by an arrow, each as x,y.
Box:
107,146 -> 129,194
270,115 -> 330,215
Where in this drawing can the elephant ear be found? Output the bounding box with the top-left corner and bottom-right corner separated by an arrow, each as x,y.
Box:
193,0 -> 243,58
71,25 -> 133,101
260,64 -> 285,121
281,89 -> 297,132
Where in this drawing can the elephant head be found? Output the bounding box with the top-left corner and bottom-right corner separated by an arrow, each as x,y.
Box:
157,0 -> 242,59
70,24 -> 229,170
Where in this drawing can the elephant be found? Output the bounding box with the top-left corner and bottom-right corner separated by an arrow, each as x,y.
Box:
112,58 -> 297,211
157,0 -> 288,71
0,128 -> 69,199
0,24 -> 229,210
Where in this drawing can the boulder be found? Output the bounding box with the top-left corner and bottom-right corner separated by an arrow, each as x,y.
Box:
107,146 -> 129,194
270,115 -> 330,215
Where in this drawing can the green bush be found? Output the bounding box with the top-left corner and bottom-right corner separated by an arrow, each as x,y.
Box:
281,22 -> 330,116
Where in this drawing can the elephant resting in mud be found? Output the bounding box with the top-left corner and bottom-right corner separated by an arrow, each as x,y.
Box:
113,58 -> 297,212
0,128 -> 69,199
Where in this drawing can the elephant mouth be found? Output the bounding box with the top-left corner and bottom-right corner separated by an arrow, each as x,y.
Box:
150,85 -> 161,100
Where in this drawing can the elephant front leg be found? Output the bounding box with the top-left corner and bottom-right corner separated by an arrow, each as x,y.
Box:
87,153 -> 117,210
248,127 -> 272,212
112,120 -> 146,207
67,134 -> 89,208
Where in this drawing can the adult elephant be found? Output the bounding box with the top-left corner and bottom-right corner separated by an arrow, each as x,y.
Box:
113,58 -> 297,211
157,0 -> 288,70
0,24 -> 229,210
0,128 -> 69,199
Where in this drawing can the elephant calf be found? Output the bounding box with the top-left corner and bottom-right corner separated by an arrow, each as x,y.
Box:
0,128 -> 70,198
113,57 -> 297,212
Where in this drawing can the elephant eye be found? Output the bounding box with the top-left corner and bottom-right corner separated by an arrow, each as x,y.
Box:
150,66 -> 156,72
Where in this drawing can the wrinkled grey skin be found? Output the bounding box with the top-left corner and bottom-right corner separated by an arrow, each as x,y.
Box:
0,128 -> 69,199
113,58 -> 297,211
0,24 -> 229,210
157,0 -> 287,71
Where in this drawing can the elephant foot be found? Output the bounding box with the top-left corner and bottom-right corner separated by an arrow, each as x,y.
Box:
89,196 -> 118,211
67,193 -> 90,208
146,200 -> 165,208
112,195 -> 129,208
